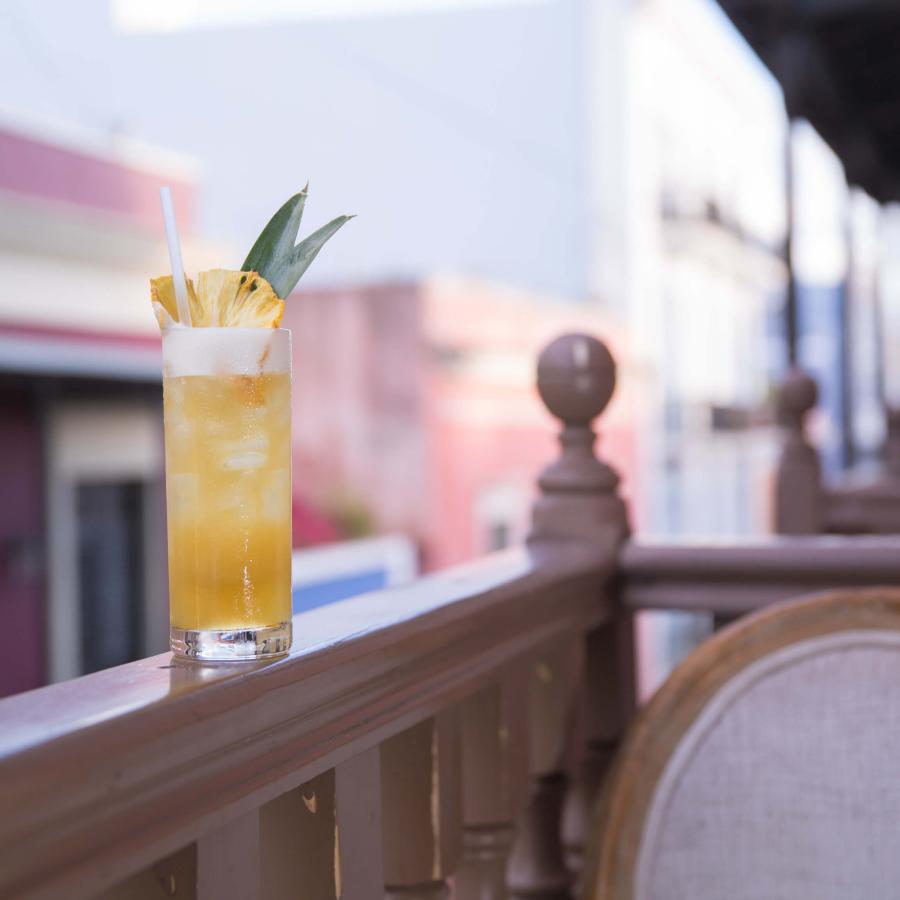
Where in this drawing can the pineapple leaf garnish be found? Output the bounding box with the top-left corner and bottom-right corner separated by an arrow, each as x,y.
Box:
242,187 -> 353,299
242,186 -> 308,277
277,215 -> 354,295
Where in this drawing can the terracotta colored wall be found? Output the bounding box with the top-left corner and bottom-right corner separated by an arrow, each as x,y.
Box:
420,280 -> 636,568
284,278 -> 637,570
283,282 -> 428,546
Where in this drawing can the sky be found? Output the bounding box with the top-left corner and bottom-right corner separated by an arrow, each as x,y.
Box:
111,0 -> 552,30
0,0 -> 589,295
0,0 -> 855,296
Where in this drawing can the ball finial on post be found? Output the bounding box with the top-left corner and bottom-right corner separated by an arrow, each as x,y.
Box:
529,333 -> 629,552
774,367 -> 822,534
776,369 -> 817,428
536,334 -> 616,427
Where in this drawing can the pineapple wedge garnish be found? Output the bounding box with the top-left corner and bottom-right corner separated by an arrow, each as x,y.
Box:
151,186 -> 352,330
150,273 -> 202,329
151,270 -> 284,329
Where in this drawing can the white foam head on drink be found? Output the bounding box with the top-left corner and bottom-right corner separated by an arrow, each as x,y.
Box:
163,327 -> 291,378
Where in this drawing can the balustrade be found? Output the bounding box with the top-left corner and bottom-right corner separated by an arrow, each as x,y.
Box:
3,332 -> 900,900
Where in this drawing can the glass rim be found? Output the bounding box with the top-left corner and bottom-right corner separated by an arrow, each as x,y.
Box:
162,326 -> 291,377
162,326 -> 290,336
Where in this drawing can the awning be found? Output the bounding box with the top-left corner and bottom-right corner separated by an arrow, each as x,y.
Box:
717,0 -> 900,203
0,322 -> 161,382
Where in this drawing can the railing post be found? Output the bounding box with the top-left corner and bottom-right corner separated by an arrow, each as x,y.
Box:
560,619 -> 635,885
509,334 -> 631,899
774,368 -> 822,535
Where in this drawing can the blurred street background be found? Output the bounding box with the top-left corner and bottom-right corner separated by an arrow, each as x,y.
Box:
0,0 -> 897,695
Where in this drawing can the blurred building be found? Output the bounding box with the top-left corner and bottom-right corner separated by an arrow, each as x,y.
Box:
622,0 -> 791,537
0,114 -> 188,693
0,0 -> 802,540
1,0 -> 891,697
285,276 -> 633,571
0,0 -> 791,699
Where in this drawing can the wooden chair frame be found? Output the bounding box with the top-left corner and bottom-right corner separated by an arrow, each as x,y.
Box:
586,587 -> 900,900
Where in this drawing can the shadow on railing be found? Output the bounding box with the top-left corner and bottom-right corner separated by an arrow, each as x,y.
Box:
3,334 -> 900,900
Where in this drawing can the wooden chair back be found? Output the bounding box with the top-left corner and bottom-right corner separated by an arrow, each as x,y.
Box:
586,588 -> 900,900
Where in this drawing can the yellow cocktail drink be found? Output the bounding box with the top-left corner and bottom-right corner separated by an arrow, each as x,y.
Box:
152,184 -> 350,658
163,328 -> 292,660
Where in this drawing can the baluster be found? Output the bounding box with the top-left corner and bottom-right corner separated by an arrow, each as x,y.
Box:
508,641 -> 585,900
512,333 -> 631,899
335,747 -> 385,900
243,751 -> 382,900
381,712 -> 462,900
456,667 -> 530,900
198,809 -> 260,900
774,368 -> 821,535
259,770 -> 339,900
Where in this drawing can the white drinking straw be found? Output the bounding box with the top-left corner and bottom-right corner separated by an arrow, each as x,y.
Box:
159,186 -> 192,326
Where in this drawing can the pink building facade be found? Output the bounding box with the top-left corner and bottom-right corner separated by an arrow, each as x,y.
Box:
284,278 -> 636,571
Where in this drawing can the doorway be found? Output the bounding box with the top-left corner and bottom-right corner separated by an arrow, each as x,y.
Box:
77,481 -> 144,674
0,390 -> 44,697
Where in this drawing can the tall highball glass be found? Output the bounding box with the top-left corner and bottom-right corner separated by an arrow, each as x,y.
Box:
162,327 -> 292,660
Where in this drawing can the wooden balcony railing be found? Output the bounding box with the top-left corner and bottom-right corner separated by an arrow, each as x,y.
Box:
622,537 -> 900,615
3,333 -> 900,900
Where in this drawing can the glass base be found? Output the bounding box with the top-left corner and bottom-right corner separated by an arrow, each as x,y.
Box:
171,621 -> 292,661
